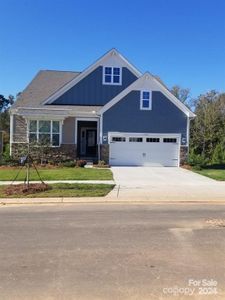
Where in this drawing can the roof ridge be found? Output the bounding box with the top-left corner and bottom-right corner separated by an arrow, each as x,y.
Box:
41,69 -> 81,73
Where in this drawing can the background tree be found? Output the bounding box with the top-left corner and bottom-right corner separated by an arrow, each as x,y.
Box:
0,94 -> 14,145
170,85 -> 193,109
190,91 -> 225,164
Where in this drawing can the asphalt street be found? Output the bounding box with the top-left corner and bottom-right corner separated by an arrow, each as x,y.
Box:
0,204 -> 225,300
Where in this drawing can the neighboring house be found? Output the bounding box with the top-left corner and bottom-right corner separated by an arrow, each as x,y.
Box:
10,49 -> 195,166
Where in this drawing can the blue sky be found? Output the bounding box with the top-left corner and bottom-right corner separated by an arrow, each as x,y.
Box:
0,0 -> 225,99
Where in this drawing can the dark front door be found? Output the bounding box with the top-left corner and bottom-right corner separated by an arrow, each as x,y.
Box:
86,129 -> 97,156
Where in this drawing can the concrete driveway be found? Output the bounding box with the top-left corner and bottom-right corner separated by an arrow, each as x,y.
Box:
108,167 -> 225,201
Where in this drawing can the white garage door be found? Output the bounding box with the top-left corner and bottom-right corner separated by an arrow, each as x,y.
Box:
109,133 -> 180,167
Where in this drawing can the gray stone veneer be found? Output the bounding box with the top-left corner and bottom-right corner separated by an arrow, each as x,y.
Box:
11,143 -> 77,162
180,146 -> 188,165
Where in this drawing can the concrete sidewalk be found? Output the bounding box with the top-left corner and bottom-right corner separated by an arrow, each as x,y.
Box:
0,180 -> 115,185
1,194 -> 225,205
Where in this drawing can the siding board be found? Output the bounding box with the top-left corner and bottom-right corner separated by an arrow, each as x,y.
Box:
13,115 -> 27,142
62,117 -> 75,144
103,91 -> 188,145
51,67 -> 137,106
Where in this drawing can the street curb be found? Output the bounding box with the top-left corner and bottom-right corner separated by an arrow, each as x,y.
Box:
1,198 -> 225,206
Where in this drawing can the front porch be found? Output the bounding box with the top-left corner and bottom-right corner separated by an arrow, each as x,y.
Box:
76,120 -> 98,160
10,114 -> 109,163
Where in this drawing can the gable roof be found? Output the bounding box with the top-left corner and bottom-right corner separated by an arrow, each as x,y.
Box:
43,48 -> 142,105
11,70 -> 80,109
99,72 -> 196,118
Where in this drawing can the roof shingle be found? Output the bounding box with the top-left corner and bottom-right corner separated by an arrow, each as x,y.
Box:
11,70 -> 80,109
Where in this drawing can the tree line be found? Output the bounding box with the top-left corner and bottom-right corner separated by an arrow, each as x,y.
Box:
171,86 -> 225,165
1,86 -> 225,166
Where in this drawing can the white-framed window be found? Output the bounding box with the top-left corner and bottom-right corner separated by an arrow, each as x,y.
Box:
103,67 -> 122,85
146,137 -> 160,143
163,138 -> 177,143
129,137 -> 143,142
29,120 -> 61,147
140,90 -> 152,110
111,136 -> 126,142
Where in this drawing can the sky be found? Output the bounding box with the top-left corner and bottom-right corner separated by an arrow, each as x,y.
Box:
0,0 -> 225,99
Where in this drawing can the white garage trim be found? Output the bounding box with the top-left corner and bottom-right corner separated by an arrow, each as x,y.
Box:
108,132 -> 181,167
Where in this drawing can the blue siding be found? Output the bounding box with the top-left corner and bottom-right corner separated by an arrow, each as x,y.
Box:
51,67 -> 137,106
103,91 -> 188,145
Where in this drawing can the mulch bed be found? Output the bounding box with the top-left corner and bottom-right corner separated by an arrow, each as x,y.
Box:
181,164 -> 192,170
4,183 -> 51,196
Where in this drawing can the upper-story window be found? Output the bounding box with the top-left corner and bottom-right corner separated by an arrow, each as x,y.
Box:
140,90 -> 152,110
103,67 -> 122,85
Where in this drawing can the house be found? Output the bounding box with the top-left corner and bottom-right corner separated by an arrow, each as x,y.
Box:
10,49 -> 195,166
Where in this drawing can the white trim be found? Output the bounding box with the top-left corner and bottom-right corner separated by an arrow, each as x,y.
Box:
26,116 -> 65,121
108,132 -> 181,140
59,121 -> 63,145
43,49 -> 142,105
99,114 -> 103,144
99,72 -> 196,118
178,142 -> 181,167
9,114 -> 14,156
12,107 -> 71,112
102,66 -> 122,85
186,117 -> 190,147
140,90 -> 152,110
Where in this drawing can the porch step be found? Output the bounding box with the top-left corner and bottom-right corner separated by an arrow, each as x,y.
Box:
85,161 -> 93,168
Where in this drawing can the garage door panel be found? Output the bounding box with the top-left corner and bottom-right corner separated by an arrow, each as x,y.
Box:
109,133 -> 180,167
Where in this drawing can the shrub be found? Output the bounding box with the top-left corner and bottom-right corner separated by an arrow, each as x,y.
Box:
188,149 -> 207,167
212,143 -> 225,165
94,160 -> 110,168
0,144 -> 19,166
63,161 -> 76,168
76,160 -> 87,168
98,160 -> 106,166
2,144 -> 10,161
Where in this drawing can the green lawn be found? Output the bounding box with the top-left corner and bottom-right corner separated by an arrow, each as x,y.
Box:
194,168 -> 225,181
0,167 -> 113,181
0,183 -> 115,198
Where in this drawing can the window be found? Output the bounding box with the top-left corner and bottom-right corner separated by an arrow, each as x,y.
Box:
112,137 -> 126,142
29,120 -> 60,146
103,67 -> 122,85
129,137 -> 143,142
140,90 -> 152,110
146,138 -> 160,143
163,138 -> 177,143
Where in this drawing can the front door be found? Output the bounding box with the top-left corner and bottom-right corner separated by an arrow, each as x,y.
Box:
77,120 -> 98,157
86,129 -> 97,156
